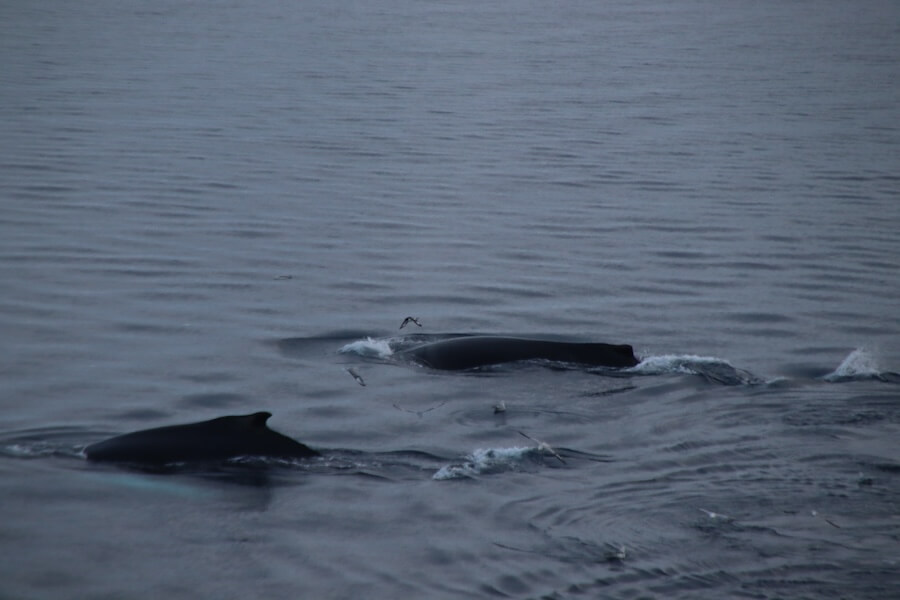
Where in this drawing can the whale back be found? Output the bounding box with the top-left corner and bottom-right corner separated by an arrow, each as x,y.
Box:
406,336 -> 638,370
85,411 -> 319,464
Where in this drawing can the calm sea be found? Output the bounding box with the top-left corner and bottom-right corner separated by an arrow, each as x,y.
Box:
2,1 -> 898,598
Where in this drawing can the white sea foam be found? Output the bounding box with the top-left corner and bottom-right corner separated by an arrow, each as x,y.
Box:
1,442 -> 60,459
628,354 -> 736,375
433,446 -> 536,480
628,354 -> 762,385
824,348 -> 881,382
338,337 -> 394,360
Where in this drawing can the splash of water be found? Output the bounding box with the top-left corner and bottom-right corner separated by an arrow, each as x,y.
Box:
628,354 -> 761,385
338,337 -> 394,359
433,447 -> 538,480
824,348 -> 881,382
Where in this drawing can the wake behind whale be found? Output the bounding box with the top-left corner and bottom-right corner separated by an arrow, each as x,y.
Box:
4,413 -> 577,482
337,334 -> 898,387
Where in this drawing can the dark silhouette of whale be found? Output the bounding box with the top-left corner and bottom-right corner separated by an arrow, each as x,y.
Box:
85,412 -> 318,464
401,336 -> 639,370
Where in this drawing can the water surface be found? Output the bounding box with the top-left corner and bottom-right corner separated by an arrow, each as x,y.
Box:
2,1 -> 899,598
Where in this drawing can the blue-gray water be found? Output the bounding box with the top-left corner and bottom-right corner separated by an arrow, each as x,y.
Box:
2,1 -> 899,598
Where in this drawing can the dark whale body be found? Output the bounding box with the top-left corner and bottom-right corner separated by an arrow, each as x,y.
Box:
85,412 -> 318,464
402,336 -> 639,370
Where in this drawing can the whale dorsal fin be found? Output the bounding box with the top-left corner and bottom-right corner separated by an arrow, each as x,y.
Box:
247,411 -> 273,428
211,411 -> 273,429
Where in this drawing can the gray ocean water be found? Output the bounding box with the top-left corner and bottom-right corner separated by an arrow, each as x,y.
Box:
2,0 -> 899,598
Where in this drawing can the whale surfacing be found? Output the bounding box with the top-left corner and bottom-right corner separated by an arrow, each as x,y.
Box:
85,412 -> 318,465
402,336 -> 639,370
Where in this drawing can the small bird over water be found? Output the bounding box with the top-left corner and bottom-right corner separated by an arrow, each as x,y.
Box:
346,367 -> 366,387
517,430 -> 566,464
399,316 -> 422,329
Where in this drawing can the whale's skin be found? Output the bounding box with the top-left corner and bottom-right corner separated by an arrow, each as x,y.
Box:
85,412 -> 318,464
402,336 -> 639,370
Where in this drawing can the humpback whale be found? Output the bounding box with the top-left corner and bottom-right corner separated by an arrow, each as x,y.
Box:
85,412 -> 318,464
401,336 -> 639,370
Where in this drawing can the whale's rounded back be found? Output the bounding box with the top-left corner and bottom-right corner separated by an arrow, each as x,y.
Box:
85,412 -> 319,464
403,336 -> 638,370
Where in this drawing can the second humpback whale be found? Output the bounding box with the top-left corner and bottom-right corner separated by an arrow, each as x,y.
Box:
85,412 -> 319,465
401,336 -> 639,370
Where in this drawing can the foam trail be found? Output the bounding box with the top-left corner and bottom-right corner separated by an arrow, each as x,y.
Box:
433,447 -> 537,480
628,354 -> 727,376
1,443 -> 55,458
1,442 -> 82,459
338,337 -> 394,360
628,354 -> 761,385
